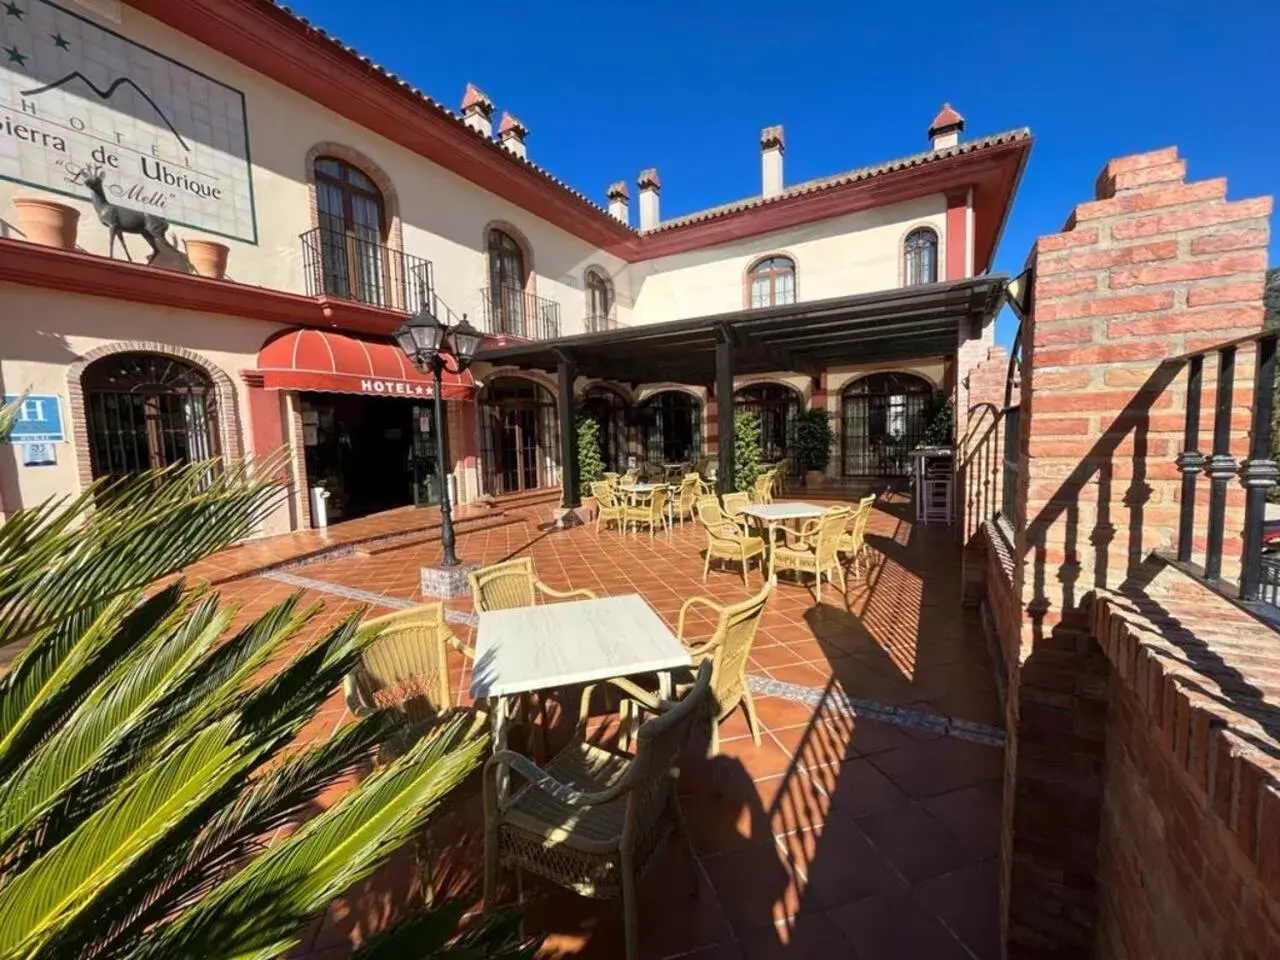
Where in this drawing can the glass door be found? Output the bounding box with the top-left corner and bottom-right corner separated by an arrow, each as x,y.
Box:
410,403 -> 440,506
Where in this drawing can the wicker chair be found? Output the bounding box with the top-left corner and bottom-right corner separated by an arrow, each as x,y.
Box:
344,602 -> 478,757
695,495 -> 766,586
620,469 -> 639,486
838,494 -> 877,577
773,459 -> 789,495
624,485 -> 669,538
592,481 -> 625,534
771,508 -> 848,602
483,662 -> 712,960
673,473 -> 701,523
611,581 -> 772,757
469,557 -> 597,611
721,490 -> 751,520
749,470 -> 776,505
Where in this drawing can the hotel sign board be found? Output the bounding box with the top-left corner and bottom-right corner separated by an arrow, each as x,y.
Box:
0,0 -> 257,242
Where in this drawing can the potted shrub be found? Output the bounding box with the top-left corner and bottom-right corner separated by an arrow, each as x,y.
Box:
790,408 -> 833,488
12,196 -> 80,249
733,408 -> 764,493
183,237 -> 230,278
576,413 -> 604,510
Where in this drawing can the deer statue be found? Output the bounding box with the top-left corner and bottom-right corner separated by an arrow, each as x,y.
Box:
82,168 -> 179,264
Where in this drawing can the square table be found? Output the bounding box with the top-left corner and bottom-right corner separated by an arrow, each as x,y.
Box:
472,595 -> 692,796
739,502 -> 832,576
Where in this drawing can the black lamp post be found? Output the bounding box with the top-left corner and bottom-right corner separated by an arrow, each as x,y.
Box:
395,306 -> 483,567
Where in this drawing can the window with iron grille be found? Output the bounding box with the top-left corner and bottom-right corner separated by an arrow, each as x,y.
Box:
903,227 -> 939,286
83,353 -> 220,483
840,372 -> 933,477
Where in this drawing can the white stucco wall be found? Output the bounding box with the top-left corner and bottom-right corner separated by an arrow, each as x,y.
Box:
0,5 -> 630,336
626,196 -> 949,325
0,282 -> 291,532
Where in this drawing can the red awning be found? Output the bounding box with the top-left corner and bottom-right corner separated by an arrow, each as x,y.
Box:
255,328 -> 475,400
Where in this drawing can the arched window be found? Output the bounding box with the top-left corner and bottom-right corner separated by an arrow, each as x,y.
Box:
486,229 -> 529,335
903,228 -> 939,286
636,391 -> 701,466
479,377 -> 559,494
748,256 -> 796,308
585,270 -> 614,332
734,383 -> 802,468
840,372 -> 933,477
312,156 -> 389,306
580,385 -> 630,471
83,353 -> 220,483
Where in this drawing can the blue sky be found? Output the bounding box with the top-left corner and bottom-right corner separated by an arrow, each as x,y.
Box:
288,0 -> 1278,344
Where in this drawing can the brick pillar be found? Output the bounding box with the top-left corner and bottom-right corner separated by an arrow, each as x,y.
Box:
1000,147 -> 1271,956
959,345 -> 1011,603
955,314 -> 996,542
704,389 -> 717,460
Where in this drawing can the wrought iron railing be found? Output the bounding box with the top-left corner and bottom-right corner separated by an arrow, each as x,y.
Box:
478,285 -> 561,340
584,313 -> 615,334
1168,329 -> 1278,609
300,226 -> 434,314
1000,326 -> 1024,529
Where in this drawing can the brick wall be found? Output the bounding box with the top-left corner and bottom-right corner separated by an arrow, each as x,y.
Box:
996,146 -> 1273,957
1089,579 -> 1280,959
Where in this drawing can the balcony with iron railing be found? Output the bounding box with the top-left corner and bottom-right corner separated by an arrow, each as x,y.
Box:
1164,328 -> 1279,617
300,225 -> 435,314
478,285 -> 561,340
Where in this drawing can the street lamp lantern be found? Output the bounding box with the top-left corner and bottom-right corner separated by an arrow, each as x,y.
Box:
393,305 -> 483,568
450,314 -> 484,369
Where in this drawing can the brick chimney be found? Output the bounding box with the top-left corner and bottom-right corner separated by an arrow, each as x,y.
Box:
761,125 -> 785,198
928,103 -> 965,150
607,181 -> 629,225
498,112 -> 528,160
461,83 -> 494,138
637,169 -> 660,230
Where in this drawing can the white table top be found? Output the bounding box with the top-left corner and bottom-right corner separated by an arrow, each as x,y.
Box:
740,502 -> 829,521
471,595 -> 692,699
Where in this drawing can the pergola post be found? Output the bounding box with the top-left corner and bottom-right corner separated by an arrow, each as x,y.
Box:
555,350 -> 580,509
715,326 -> 735,494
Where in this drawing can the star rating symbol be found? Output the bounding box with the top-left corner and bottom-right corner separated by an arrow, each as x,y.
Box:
51,32 -> 70,50
4,45 -> 26,67
2,2 -> 23,19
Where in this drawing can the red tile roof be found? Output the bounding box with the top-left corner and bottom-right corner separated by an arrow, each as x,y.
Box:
929,103 -> 966,134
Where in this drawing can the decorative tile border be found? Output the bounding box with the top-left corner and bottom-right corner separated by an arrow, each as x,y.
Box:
746,675 -> 1005,747
260,568 -> 479,628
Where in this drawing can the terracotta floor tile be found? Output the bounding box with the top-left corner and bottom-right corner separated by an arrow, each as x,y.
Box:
777,817 -> 908,910
853,804 -> 976,883
750,696 -> 820,730
736,913 -> 853,959
700,841 -> 808,933
826,894 -> 973,960
920,781 -> 1004,862
914,860 -> 1001,960
866,736 -> 1004,799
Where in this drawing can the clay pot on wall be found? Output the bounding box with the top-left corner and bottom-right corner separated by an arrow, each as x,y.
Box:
12,197 -> 80,249
184,238 -> 230,279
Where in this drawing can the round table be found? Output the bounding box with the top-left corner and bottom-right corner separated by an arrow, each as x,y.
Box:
738,501 -> 831,578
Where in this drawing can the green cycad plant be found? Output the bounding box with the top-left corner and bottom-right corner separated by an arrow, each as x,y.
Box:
0,406 -> 532,960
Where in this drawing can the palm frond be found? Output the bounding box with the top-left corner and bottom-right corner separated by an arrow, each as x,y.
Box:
0,717 -> 251,959
0,454 -> 287,649
71,713 -> 391,960
0,395 -> 21,443
0,593 -> 231,859
349,901 -> 537,960
0,585 -> 183,783
138,716 -> 485,960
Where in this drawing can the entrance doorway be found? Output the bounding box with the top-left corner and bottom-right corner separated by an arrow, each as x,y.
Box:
300,392 -> 441,521
479,377 -> 559,495
840,372 -> 933,478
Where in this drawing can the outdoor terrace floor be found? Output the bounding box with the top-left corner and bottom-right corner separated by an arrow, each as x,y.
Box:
210,492 -> 1004,960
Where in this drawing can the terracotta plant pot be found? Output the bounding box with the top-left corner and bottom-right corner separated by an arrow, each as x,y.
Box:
12,197 -> 79,249
184,238 -> 230,279
804,469 -> 826,489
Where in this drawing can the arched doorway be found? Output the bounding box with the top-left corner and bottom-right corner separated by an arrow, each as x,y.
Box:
636,391 -> 700,466
734,382 -> 801,468
480,377 -> 559,494
840,372 -> 934,477
82,352 -> 220,483
579,385 -> 629,472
